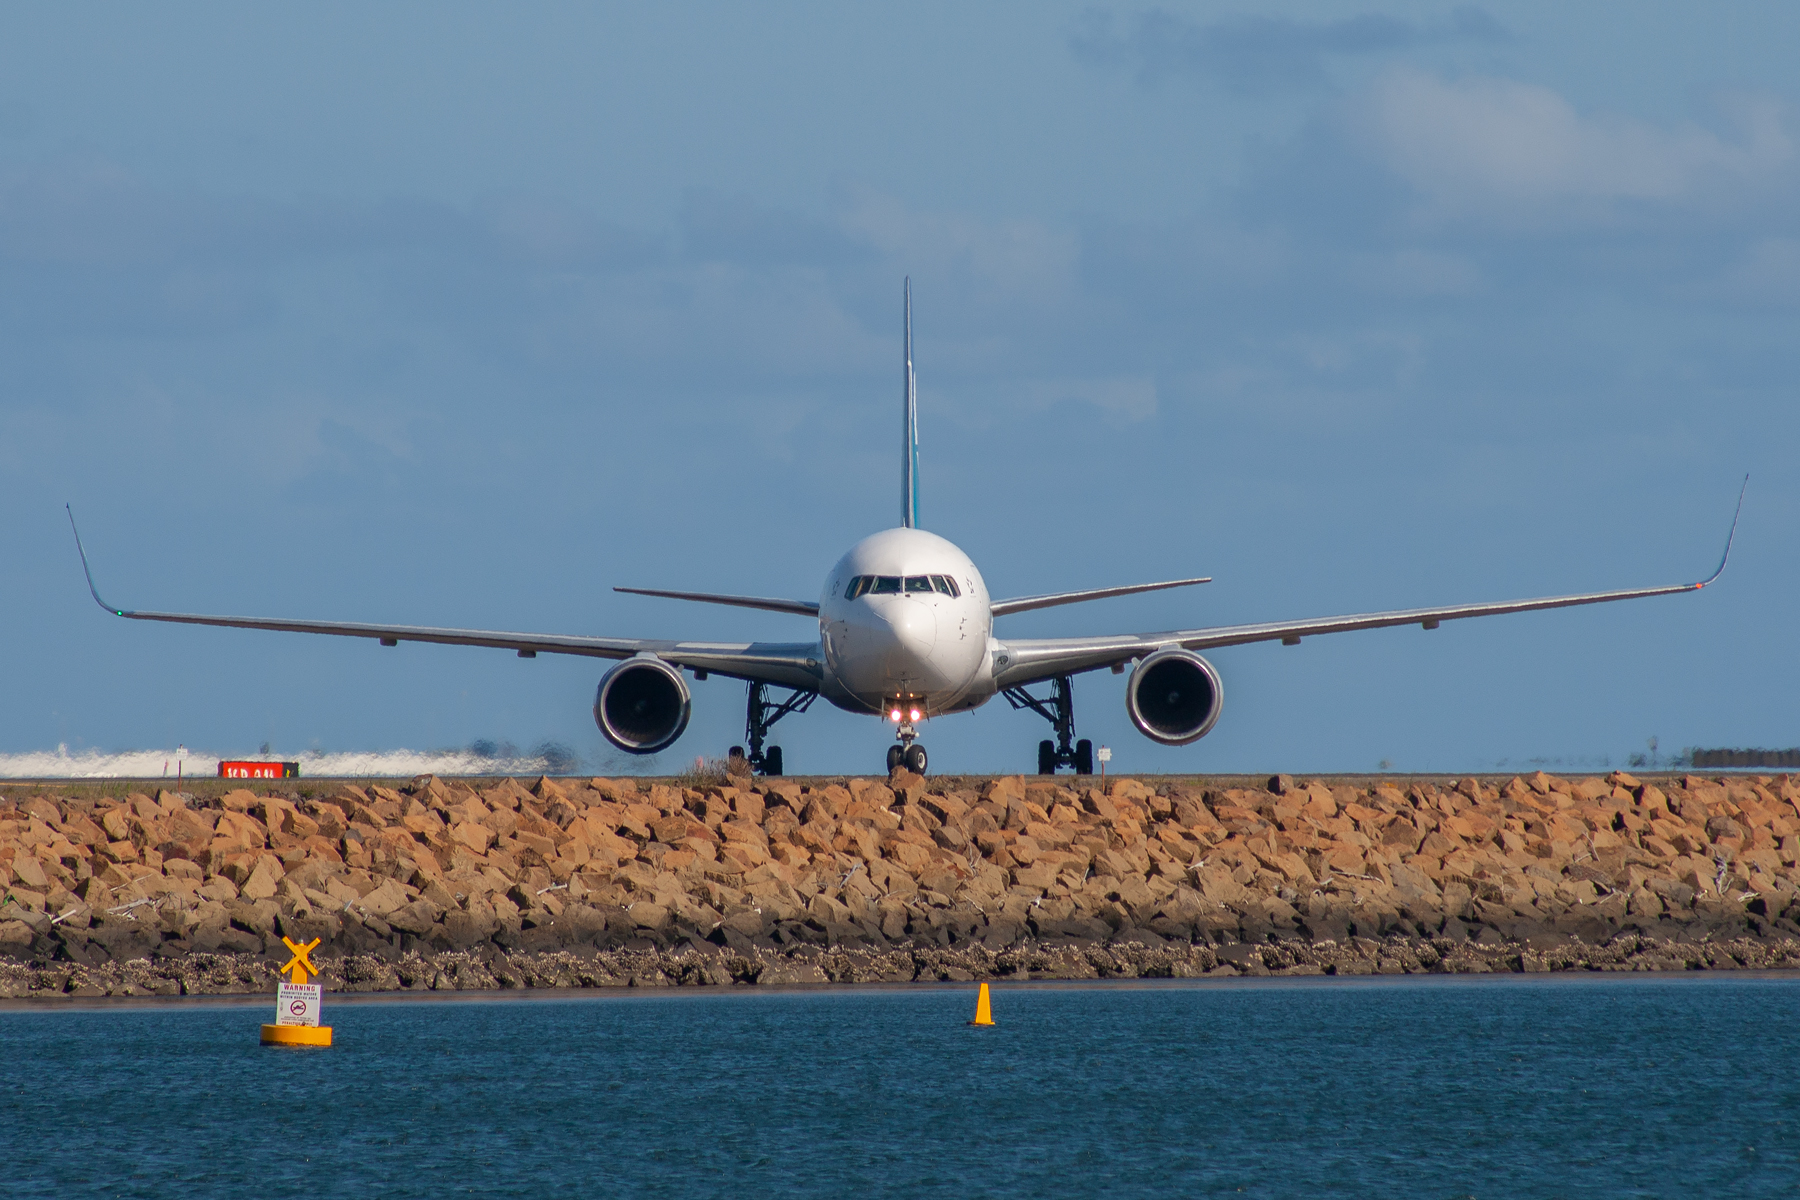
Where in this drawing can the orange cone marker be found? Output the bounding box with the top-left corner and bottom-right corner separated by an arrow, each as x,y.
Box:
969,981 -> 994,1026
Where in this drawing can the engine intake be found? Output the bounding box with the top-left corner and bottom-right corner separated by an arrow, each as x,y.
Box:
594,657 -> 692,754
1126,649 -> 1223,745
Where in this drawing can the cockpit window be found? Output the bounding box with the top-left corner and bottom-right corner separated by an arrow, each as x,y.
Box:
848,573 -> 955,599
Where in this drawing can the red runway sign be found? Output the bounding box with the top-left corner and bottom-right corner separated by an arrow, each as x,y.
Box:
218,761 -> 300,779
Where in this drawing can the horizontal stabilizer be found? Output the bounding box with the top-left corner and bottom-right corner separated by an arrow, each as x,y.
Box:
613,587 -> 820,618
991,576 -> 1211,618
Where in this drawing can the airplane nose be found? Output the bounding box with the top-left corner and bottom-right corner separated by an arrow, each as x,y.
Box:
836,598 -> 945,693
883,602 -> 937,658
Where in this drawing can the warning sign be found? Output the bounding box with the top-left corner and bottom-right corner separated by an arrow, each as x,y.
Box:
276,983 -> 322,1026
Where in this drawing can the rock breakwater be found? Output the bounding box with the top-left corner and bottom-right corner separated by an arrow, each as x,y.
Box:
5,769 -> 1800,998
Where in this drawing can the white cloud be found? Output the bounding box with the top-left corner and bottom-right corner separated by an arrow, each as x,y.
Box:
837,186 -> 1078,306
1025,375 -> 1158,420
1358,69 -> 1795,223
1071,7 -> 1509,95
1177,329 -> 1425,429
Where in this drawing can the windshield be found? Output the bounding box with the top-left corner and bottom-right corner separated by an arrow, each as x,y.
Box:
845,573 -> 959,599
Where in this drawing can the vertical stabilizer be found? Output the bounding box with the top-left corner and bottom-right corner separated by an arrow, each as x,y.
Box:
902,279 -> 919,528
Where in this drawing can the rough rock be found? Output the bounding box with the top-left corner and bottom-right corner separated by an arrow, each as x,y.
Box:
7,770 -> 1800,996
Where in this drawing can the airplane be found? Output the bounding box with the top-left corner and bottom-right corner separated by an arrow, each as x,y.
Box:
69,281 -> 1744,779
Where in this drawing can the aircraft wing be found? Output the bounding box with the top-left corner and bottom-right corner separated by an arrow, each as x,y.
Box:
993,579 -> 1710,688
67,511 -> 822,691
994,486 -> 1745,690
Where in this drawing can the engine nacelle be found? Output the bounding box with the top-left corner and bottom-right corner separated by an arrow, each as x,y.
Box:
1125,649 -> 1224,745
594,657 -> 692,754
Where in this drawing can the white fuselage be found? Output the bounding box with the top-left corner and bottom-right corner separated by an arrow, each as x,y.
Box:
816,527 -> 997,717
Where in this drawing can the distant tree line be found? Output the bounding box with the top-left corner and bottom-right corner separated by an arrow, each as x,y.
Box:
1690,748 -> 1800,769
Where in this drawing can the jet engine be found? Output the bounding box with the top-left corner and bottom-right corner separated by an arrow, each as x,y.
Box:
594,656 -> 692,754
1125,649 -> 1224,745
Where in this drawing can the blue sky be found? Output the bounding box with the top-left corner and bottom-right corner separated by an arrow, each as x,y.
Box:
2,2 -> 1795,777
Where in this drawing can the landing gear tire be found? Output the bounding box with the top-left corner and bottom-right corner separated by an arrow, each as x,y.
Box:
1015,677 -> 1088,776
743,682 -> 817,777
902,743 -> 927,775
887,744 -> 904,772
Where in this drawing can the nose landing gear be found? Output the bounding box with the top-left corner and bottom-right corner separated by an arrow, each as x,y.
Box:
1004,675 -> 1093,775
885,741 -> 927,774
885,699 -> 928,775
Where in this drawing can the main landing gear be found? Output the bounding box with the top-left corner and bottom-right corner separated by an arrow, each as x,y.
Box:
1003,675 -> 1093,775
729,682 -> 816,776
884,699 -> 928,775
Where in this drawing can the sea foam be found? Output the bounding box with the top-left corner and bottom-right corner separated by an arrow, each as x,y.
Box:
0,745 -> 574,779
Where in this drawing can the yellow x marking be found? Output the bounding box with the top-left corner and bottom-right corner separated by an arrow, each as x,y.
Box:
280,936 -> 321,985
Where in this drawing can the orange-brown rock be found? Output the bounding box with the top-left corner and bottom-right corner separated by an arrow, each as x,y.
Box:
7,769 -> 1800,991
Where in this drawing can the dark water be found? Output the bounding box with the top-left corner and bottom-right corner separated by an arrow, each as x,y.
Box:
4,976 -> 1798,1198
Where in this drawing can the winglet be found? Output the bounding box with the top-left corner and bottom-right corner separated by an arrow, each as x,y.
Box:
1696,474 -> 1748,588
66,505 -> 126,616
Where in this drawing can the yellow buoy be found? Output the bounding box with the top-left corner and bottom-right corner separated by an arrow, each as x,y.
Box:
262,935 -> 332,1047
969,981 -> 994,1026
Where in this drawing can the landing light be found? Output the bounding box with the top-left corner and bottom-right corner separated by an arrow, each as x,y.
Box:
890,709 -> 902,721
909,708 -> 921,721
